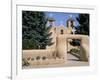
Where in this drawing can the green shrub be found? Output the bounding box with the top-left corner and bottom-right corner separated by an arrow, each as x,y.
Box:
70,48 -> 80,54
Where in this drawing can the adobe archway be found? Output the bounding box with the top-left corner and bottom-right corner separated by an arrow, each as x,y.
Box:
56,34 -> 89,61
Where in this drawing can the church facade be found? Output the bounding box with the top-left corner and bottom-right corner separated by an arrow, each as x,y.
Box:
46,16 -> 75,49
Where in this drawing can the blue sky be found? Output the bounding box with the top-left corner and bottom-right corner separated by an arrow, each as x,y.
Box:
45,12 -> 79,27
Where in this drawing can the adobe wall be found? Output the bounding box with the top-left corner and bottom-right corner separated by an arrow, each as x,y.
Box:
56,34 -> 89,61
22,34 -> 89,67
56,35 -> 67,60
22,49 -> 65,66
23,49 -> 55,59
46,26 -> 73,49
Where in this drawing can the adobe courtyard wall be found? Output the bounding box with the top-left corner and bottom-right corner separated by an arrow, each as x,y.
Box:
56,34 -> 89,61
57,35 -> 67,60
22,49 -> 66,66
22,34 -> 89,66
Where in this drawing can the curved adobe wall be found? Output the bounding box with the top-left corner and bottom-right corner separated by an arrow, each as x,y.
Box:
56,34 -> 89,61
57,35 -> 67,60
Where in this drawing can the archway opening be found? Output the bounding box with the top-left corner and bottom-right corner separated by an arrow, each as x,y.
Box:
67,38 -> 82,61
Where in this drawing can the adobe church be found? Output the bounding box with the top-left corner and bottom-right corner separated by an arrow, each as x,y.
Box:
22,16 -> 89,67
46,16 -> 76,49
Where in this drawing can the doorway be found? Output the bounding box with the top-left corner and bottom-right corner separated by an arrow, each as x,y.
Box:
67,38 -> 81,61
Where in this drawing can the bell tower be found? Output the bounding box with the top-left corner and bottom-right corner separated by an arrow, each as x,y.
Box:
47,18 -> 55,27
66,15 -> 75,34
67,15 -> 75,28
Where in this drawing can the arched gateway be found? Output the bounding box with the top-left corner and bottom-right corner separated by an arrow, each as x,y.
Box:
56,34 -> 89,61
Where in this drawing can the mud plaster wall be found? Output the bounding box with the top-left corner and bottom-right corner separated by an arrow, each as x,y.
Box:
22,34 -> 89,66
